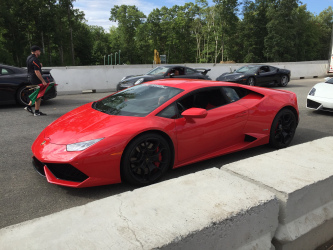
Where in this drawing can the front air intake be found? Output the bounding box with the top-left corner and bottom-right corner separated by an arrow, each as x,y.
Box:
32,157 -> 88,182
307,99 -> 321,109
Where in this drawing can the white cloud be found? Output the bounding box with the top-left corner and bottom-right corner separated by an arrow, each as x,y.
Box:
74,0 -> 329,32
73,0 -> 196,32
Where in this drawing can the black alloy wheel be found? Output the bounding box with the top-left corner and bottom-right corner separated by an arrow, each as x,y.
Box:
121,133 -> 172,186
269,109 -> 297,149
279,75 -> 289,87
247,77 -> 256,86
16,86 -> 35,106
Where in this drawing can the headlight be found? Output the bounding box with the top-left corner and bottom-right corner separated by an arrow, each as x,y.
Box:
66,138 -> 104,152
309,88 -> 316,96
134,78 -> 144,85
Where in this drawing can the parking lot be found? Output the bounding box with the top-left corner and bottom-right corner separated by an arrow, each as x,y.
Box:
1,78 -> 333,229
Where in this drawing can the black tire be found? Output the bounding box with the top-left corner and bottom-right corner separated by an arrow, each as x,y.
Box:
269,109 -> 297,149
247,77 -> 256,86
121,133 -> 172,186
279,75 -> 289,87
16,86 -> 34,106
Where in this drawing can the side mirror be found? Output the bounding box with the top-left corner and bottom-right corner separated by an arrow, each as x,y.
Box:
181,108 -> 207,118
169,73 -> 175,78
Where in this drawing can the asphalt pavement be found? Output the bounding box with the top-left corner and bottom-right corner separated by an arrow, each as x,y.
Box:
0,78 -> 332,229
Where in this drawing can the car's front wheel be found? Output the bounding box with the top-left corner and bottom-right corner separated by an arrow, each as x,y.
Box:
121,133 -> 172,186
16,86 -> 34,106
279,75 -> 289,87
269,109 -> 297,149
247,77 -> 256,86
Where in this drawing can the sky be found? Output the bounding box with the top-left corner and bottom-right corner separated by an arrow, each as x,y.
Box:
73,0 -> 333,32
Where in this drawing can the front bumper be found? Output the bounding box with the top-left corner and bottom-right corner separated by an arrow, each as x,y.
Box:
306,96 -> 333,112
31,133 -> 122,188
116,82 -> 134,91
217,78 -> 247,84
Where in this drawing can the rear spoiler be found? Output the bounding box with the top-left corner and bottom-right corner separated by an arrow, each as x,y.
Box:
195,68 -> 211,75
42,69 -> 52,75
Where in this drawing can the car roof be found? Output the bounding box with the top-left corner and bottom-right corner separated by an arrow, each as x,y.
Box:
0,64 -> 26,73
143,78 -> 292,97
144,78 -> 240,91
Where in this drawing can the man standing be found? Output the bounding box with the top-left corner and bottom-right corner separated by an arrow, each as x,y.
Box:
25,45 -> 48,116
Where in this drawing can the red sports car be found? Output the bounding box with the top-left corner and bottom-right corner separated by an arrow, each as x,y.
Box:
32,79 -> 299,187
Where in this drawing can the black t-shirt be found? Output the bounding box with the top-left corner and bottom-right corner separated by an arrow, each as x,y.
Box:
26,54 -> 42,84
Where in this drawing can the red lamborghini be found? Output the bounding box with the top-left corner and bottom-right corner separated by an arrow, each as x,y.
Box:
32,79 -> 299,187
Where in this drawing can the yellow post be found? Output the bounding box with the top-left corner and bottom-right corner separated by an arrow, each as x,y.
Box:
154,49 -> 161,64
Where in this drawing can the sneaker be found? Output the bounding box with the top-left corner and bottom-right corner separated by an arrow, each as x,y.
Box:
34,111 -> 47,116
24,106 -> 33,114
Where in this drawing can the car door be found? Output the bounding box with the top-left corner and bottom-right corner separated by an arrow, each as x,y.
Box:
0,67 -> 17,102
174,87 -> 249,163
256,66 -> 275,85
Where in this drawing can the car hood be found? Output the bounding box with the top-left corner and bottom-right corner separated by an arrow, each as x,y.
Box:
43,103 -> 143,144
312,82 -> 333,98
216,72 -> 244,81
120,74 -> 158,83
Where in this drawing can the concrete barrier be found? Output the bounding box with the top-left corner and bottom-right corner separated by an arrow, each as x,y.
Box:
224,137 -> 333,250
0,169 -> 280,250
47,61 -> 329,94
1,137 -> 333,249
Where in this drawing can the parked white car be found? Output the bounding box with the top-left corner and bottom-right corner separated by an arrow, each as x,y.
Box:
307,77 -> 333,112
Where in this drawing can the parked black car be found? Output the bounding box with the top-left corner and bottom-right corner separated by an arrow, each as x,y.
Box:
116,65 -> 211,91
216,65 -> 291,87
0,64 -> 57,106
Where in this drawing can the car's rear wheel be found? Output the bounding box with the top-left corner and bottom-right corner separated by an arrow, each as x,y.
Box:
279,75 -> 289,87
121,133 -> 172,186
247,77 -> 255,86
16,86 -> 34,106
269,109 -> 297,149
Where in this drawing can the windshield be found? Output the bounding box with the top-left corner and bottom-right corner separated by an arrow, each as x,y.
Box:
235,66 -> 259,74
93,84 -> 183,117
325,78 -> 333,84
146,66 -> 170,76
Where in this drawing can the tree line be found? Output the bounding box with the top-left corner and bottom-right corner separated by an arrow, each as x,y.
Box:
0,0 -> 332,67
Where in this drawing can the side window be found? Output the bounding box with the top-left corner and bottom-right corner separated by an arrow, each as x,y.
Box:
269,66 -> 277,72
223,87 -> 240,102
176,88 -> 227,114
185,68 -> 196,75
170,68 -> 183,76
222,87 -> 249,102
1,68 -> 12,75
156,103 -> 178,119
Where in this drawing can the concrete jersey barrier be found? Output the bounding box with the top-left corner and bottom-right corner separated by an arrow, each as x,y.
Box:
224,137 -> 333,250
1,137 -> 333,249
46,61 -> 329,94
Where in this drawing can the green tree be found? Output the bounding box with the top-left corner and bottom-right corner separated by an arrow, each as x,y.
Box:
315,7 -> 333,60
110,5 -> 146,64
135,22 -> 152,64
239,0 -> 271,63
292,5 -> 320,61
89,26 -> 111,65
265,0 -> 300,61
212,0 -> 239,63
